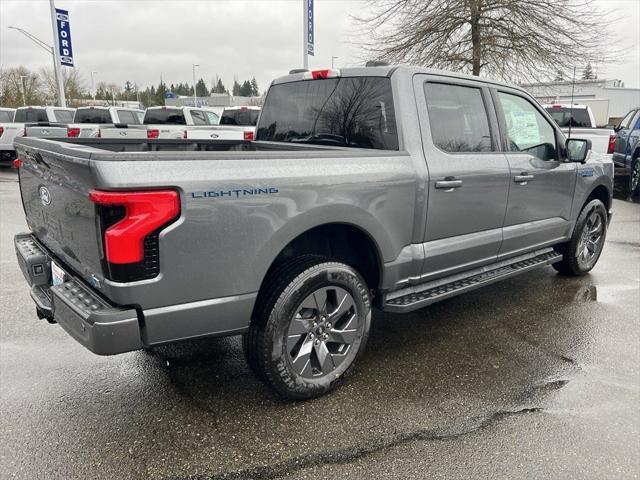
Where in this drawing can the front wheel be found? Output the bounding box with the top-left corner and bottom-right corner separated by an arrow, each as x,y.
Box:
244,256 -> 371,400
553,199 -> 608,276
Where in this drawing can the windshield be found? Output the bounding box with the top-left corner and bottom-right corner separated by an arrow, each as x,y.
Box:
14,108 -> 47,122
74,109 -> 111,123
257,77 -> 399,150
0,110 -> 14,122
220,109 -> 260,126
144,108 -> 186,125
545,107 -> 592,127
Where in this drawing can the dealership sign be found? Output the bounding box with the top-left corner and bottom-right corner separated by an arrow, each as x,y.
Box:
307,0 -> 314,55
55,8 -> 74,67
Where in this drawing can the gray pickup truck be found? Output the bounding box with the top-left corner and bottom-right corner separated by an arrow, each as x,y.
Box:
13,66 -> 613,399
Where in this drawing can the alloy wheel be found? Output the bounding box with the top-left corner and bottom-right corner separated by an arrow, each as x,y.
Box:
577,209 -> 604,269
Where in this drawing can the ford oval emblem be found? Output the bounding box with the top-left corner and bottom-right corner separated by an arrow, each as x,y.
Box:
39,186 -> 51,206
119,131 -> 127,136
209,133 -> 219,139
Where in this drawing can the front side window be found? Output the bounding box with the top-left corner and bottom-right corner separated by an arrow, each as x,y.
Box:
618,110 -> 636,130
257,77 -> 398,150
221,109 -> 259,126
424,83 -> 493,153
498,92 -> 557,161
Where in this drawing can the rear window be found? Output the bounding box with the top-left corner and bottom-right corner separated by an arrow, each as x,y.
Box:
0,110 -> 14,122
74,109 -> 111,123
220,109 -> 260,126
144,108 -> 186,125
545,107 -> 591,128
257,77 -> 398,150
116,110 -> 141,124
14,108 -> 47,122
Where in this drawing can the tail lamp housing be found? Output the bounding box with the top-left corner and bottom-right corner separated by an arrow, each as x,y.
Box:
89,189 -> 180,281
607,134 -> 616,154
67,127 -> 81,137
147,129 -> 160,139
244,130 -> 254,141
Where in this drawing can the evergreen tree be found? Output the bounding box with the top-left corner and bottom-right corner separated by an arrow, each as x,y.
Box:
211,78 -> 227,94
195,78 -> 208,97
250,77 -> 259,96
232,80 -> 241,96
239,80 -> 252,97
581,63 -> 596,80
554,70 -> 565,81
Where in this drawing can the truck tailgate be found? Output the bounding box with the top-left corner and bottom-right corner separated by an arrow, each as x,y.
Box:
25,124 -> 68,139
16,139 -> 103,283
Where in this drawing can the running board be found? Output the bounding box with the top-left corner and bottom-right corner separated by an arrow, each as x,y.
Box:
383,248 -> 561,313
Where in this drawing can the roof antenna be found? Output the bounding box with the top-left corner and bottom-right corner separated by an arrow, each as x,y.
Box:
567,65 -> 576,139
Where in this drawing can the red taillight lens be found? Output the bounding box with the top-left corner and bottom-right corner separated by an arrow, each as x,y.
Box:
0,127 -> 4,137
67,127 -> 80,137
607,134 -> 616,154
147,129 -> 159,139
183,130 -> 188,139
13,158 -> 22,169
89,190 -> 180,264
97,129 -> 101,138
243,130 -> 254,141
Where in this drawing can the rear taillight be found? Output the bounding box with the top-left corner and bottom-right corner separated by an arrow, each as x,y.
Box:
89,190 -> 180,265
183,130 -> 188,139
67,127 -> 80,137
97,129 -> 101,138
607,134 -> 616,154
0,127 -> 4,137
21,128 -> 26,137
13,158 -> 22,169
244,130 -> 254,141
147,129 -> 159,139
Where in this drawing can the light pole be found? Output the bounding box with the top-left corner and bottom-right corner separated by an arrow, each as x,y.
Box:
331,56 -> 339,69
20,75 -> 28,106
192,63 -> 199,106
8,25 -> 66,107
90,71 -> 98,101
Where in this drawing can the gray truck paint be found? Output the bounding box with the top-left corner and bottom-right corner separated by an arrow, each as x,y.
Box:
14,66 -> 614,353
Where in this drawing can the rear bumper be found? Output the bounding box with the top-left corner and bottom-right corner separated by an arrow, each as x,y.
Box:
14,233 -> 143,355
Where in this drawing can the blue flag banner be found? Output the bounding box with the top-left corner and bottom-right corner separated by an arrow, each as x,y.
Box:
55,8 -> 74,67
307,0 -> 314,56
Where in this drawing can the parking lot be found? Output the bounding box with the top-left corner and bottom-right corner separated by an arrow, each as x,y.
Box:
0,167 -> 638,479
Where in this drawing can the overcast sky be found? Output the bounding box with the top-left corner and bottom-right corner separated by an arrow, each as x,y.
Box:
1,0 -> 639,94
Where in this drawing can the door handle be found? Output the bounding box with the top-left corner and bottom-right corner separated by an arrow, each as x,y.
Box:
435,178 -> 463,190
514,174 -> 534,184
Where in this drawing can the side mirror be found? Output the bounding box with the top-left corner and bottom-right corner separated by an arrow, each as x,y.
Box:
566,138 -> 592,163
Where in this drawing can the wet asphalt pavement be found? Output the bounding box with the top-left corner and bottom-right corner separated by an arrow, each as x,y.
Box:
1,168 -> 639,479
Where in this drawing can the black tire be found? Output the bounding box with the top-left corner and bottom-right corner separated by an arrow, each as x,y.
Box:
244,256 -> 371,400
629,158 -> 640,197
553,199 -> 608,276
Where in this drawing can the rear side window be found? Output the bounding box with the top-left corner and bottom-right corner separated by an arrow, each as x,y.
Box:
54,110 -> 74,122
220,109 -> 259,126
191,110 -> 208,125
545,107 -> 591,127
116,110 -> 140,124
14,108 -> 47,122
74,109 -> 111,123
0,111 -> 13,122
424,83 -> 493,153
144,108 -> 186,125
257,77 -> 398,150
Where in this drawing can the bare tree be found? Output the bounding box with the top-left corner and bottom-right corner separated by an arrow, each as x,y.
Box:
0,66 -> 45,107
39,67 -> 87,106
356,0 -> 615,81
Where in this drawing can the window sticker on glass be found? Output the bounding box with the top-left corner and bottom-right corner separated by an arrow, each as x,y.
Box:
508,109 -> 540,146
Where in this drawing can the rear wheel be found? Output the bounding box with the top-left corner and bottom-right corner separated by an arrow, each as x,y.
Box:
630,158 -> 640,197
244,256 -> 371,400
553,199 -> 608,276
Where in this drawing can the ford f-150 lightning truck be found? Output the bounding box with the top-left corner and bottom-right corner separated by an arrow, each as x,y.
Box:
13,66 -> 613,399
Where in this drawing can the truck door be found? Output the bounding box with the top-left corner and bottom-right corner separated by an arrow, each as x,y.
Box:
492,88 -> 576,257
413,75 -> 510,281
613,109 -> 640,168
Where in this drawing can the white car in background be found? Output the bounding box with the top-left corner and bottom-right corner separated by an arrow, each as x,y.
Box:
0,106 -> 75,166
543,103 -> 616,155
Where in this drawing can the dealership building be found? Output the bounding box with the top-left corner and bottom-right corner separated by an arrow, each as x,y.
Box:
522,78 -> 640,126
